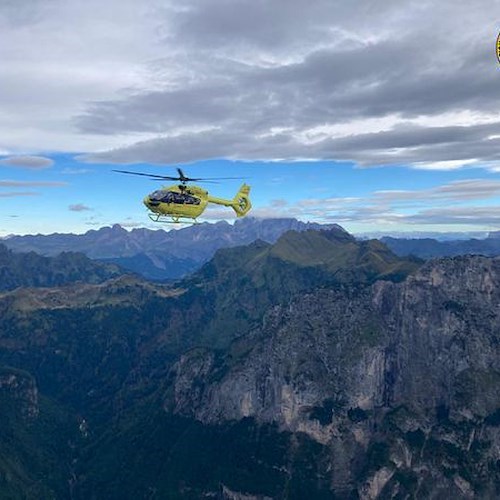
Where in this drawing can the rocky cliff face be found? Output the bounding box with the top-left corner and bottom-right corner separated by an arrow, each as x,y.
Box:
168,256 -> 500,498
0,366 -> 39,419
0,365 -> 79,499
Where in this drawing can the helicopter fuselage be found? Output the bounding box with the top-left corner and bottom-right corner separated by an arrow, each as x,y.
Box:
144,184 -> 208,221
143,182 -> 251,223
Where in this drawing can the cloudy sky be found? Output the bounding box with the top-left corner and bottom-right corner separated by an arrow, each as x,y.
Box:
1,0 -> 500,235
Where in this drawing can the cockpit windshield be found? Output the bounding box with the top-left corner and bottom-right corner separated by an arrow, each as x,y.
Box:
149,190 -> 167,201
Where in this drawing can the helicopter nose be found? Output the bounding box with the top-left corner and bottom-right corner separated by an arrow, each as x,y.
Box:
143,196 -> 158,208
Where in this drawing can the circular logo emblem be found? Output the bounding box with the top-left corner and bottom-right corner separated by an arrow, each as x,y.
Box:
497,32 -> 500,64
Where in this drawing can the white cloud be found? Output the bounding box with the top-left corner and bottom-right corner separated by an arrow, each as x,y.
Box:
61,167 -> 93,175
252,179 -> 500,229
116,220 -> 145,228
411,159 -> 478,171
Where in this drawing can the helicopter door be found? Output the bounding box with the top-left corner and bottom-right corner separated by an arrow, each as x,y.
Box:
182,193 -> 201,205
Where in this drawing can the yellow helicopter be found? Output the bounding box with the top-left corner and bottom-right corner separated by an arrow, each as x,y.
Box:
114,168 -> 252,224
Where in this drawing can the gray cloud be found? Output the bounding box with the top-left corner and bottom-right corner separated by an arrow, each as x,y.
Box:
0,0 -> 57,25
0,180 -> 66,187
0,191 -> 38,198
68,203 -> 92,212
86,120 -> 500,167
2,0 -> 500,170
400,206 -> 500,226
166,0 -> 420,59
78,0 -> 500,168
303,203 -> 500,228
318,123 -> 500,167
373,180 -> 500,204
78,40 -> 418,137
0,155 -> 54,169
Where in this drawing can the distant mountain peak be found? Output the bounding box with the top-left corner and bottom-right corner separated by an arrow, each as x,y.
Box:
320,226 -> 356,242
195,227 -> 420,294
104,224 -> 127,233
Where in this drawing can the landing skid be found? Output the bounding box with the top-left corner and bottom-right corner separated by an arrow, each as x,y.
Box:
148,213 -> 199,224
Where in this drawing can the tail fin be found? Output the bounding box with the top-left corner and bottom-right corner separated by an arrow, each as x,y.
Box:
232,184 -> 252,217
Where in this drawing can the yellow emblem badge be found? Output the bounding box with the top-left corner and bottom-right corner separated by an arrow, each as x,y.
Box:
497,32 -> 500,64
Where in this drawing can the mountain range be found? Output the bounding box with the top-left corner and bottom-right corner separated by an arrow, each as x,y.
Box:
0,226 -> 498,498
382,234 -> 500,259
3,218 -> 342,280
5,218 -> 500,282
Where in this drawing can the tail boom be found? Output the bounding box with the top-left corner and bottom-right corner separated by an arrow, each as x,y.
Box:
207,183 -> 252,217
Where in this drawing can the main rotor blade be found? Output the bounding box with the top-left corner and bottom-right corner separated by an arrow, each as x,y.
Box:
113,169 -> 179,181
114,168 -> 246,182
151,179 -> 221,184
204,176 -> 247,180
176,166 -> 245,182
182,176 -> 248,181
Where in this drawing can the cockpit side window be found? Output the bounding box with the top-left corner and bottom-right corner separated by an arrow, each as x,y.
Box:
149,190 -> 200,205
183,193 -> 201,205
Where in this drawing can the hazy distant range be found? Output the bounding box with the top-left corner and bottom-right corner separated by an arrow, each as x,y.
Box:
3,217 -> 500,280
